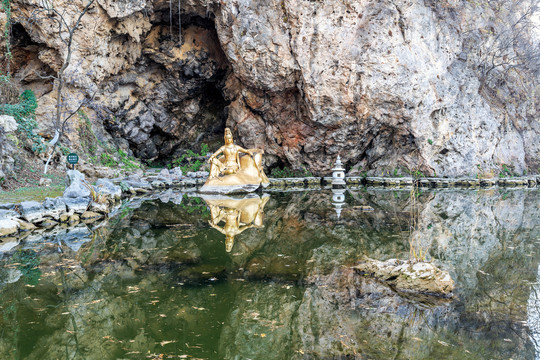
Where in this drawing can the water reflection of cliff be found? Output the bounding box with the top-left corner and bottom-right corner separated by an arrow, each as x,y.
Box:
0,189 -> 538,359
203,194 -> 270,252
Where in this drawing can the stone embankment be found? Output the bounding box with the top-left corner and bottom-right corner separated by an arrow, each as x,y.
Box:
1,167 -> 539,240
272,175 -> 540,189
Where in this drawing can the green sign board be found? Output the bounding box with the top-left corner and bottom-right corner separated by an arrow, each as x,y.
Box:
67,153 -> 79,165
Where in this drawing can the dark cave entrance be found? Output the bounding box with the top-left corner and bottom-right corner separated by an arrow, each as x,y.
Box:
129,8 -> 231,164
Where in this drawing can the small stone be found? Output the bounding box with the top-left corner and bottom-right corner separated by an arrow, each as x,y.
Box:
89,202 -> 109,214
69,214 -> 80,223
59,214 -> 70,223
38,219 -> 58,228
15,219 -> 37,231
39,177 -> 52,187
81,211 -> 103,221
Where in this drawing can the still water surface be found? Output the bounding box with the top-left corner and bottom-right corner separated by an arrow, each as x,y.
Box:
0,188 -> 539,359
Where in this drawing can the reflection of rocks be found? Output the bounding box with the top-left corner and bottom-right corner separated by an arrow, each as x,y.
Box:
0,190 -> 538,359
352,257 -> 454,296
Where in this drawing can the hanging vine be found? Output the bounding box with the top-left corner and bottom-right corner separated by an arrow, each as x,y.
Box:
1,0 -> 12,75
169,0 -> 172,38
178,0 -> 182,43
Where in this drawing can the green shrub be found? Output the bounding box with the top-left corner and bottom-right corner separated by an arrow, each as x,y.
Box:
168,144 -> 209,172
270,166 -> 312,178
0,89 -> 46,154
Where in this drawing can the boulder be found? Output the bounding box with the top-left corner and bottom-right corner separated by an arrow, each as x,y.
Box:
62,197 -> 91,214
95,178 -> 122,200
0,219 -> 19,237
64,170 -> 91,198
42,197 -> 67,220
19,201 -> 47,223
0,209 -> 19,220
170,167 -> 183,180
66,169 -> 86,185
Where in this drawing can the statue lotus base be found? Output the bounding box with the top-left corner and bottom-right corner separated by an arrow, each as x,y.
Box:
200,155 -> 269,194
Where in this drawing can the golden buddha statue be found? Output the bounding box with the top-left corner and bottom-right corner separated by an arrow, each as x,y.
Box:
200,128 -> 269,193
204,194 -> 270,252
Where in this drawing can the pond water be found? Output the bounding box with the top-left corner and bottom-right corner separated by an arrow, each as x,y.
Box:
0,188 -> 539,359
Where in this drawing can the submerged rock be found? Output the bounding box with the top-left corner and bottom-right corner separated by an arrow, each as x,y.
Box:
352,257 -> 454,296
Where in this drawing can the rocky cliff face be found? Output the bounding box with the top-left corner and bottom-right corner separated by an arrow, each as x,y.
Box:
4,0 -> 539,175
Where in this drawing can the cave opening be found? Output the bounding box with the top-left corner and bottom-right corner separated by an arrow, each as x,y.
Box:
130,9 -> 231,166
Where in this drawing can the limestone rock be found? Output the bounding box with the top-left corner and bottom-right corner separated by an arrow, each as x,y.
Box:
16,219 -> 37,231
170,167 -> 183,180
352,257 -> 454,296
0,210 -> 19,220
89,201 -> 109,214
95,179 -> 122,200
81,211 -> 103,221
39,177 -> 52,187
0,219 -> 19,237
96,0 -> 147,19
20,201 -> 47,223
0,115 -> 17,133
64,170 -> 91,198
42,197 -> 67,220
62,197 -> 91,214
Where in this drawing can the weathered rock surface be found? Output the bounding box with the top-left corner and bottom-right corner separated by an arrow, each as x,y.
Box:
6,0 -> 540,177
0,115 -> 17,133
62,196 -> 91,214
64,170 -> 91,198
19,201 -> 47,223
95,178 -> 122,200
0,219 -> 19,237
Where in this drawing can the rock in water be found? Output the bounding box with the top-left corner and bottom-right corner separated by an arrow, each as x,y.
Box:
352,257 -> 454,296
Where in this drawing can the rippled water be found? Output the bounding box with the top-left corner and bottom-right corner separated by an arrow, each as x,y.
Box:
0,188 -> 539,359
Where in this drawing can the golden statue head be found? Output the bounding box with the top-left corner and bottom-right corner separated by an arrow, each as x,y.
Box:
225,235 -> 234,252
224,128 -> 233,145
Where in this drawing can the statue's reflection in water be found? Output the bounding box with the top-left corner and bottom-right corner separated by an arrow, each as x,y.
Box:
202,194 -> 270,252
